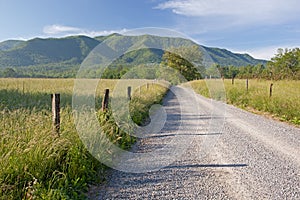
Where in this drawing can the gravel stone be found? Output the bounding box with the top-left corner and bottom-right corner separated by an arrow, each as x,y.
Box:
90,86 -> 300,200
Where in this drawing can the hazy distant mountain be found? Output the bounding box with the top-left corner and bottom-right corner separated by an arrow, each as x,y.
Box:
0,40 -> 25,51
0,34 -> 266,77
0,36 -> 100,67
202,46 -> 266,66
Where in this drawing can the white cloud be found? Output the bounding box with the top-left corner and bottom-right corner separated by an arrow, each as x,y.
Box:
246,47 -> 279,60
43,25 -> 82,35
85,29 -> 128,37
43,24 -> 127,37
156,0 -> 300,24
233,44 -> 300,60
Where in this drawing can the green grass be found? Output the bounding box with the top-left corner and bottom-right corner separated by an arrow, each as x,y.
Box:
0,78 -> 169,199
190,79 -> 300,126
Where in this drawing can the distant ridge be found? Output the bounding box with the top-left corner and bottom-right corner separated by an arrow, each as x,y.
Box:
202,46 -> 267,66
0,34 -> 267,77
0,40 -> 25,51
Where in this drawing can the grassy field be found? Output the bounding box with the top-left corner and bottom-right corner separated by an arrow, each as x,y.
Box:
190,79 -> 300,126
0,78 -> 168,199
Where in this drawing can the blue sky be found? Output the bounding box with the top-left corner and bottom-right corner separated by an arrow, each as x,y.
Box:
1,0 -> 300,60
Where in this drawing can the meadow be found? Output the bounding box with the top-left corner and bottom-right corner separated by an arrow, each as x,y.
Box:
0,78 -> 168,199
190,79 -> 300,126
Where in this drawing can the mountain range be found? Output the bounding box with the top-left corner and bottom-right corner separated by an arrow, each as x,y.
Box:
0,34 -> 267,78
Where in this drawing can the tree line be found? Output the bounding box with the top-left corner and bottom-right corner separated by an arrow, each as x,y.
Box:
1,47 -> 299,81
207,48 -> 300,80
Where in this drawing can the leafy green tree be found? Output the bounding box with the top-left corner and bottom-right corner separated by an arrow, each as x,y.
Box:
3,68 -> 17,77
161,45 -> 204,82
268,48 -> 300,80
228,66 -> 239,79
252,64 -> 265,79
216,65 -> 229,78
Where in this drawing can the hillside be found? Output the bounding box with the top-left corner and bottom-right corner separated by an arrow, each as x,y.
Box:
0,34 -> 267,77
0,36 -> 99,67
202,46 -> 267,66
0,40 -> 25,51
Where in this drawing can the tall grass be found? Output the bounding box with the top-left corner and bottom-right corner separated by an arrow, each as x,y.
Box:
190,79 -> 300,125
0,78 -> 168,199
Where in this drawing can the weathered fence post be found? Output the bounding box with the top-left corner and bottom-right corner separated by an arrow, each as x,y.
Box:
51,94 -> 60,135
246,78 -> 249,92
232,76 -> 235,85
22,81 -> 25,94
269,83 -> 273,98
146,83 -> 149,90
127,86 -> 131,100
102,89 -> 109,111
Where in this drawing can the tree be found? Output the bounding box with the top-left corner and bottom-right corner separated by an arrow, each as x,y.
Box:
216,65 -> 229,78
228,66 -> 239,79
161,45 -> 204,82
252,64 -> 265,79
268,48 -> 300,80
3,68 -> 17,77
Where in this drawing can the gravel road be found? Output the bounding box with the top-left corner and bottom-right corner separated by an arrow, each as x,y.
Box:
92,85 -> 300,200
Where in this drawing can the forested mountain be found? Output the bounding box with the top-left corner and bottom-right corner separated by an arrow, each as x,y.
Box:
0,34 -> 267,78
202,46 -> 266,66
0,36 -> 99,67
0,40 -> 25,51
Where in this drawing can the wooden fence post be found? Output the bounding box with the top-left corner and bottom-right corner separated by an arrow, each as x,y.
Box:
51,94 -> 60,135
22,81 -> 25,94
102,89 -> 109,111
246,78 -> 249,92
127,86 -> 131,100
232,76 -> 235,85
269,83 -> 273,98
146,83 -> 149,90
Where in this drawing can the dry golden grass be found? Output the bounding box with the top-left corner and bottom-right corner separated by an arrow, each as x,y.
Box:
0,78 -> 168,199
190,79 -> 300,125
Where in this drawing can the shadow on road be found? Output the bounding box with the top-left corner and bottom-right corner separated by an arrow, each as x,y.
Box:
148,132 -> 222,138
164,163 -> 248,169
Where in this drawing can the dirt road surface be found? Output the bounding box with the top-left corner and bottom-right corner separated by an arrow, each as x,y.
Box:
92,86 -> 300,200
